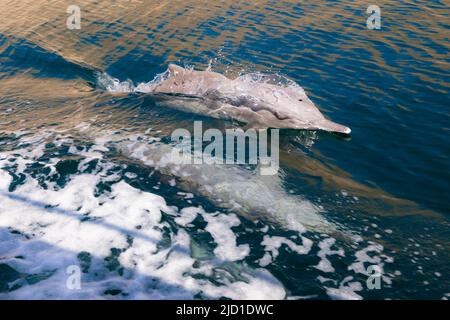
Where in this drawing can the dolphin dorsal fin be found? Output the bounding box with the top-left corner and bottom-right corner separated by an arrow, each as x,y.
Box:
168,64 -> 185,76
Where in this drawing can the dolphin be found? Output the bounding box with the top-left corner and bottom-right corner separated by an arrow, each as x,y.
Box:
147,64 -> 351,134
116,138 -> 338,234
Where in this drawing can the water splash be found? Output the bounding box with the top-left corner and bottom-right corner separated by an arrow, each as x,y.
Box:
95,70 -> 170,93
96,66 -> 305,94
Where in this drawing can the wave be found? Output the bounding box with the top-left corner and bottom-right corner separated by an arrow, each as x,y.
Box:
0,34 -> 98,82
96,70 -> 169,93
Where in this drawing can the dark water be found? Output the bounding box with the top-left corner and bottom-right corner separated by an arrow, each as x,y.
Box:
0,1 -> 449,299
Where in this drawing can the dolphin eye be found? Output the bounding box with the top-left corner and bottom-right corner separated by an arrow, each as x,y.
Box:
298,99 -> 303,101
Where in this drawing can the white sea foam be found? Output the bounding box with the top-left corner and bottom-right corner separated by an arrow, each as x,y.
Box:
96,70 -> 169,93
203,213 -> 250,261
0,133 -> 286,299
314,238 -> 345,273
0,130 -> 397,300
259,235 -> 313,267
326,277 -> 363,300
175,207 -> 202,227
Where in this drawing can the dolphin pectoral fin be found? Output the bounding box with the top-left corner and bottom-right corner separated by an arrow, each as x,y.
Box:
316,119 -> 351,135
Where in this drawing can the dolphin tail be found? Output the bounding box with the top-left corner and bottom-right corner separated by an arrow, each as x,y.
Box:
317,119 -> 351,135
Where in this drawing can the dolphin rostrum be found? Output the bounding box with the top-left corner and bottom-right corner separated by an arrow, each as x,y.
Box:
147,64 -> 351,134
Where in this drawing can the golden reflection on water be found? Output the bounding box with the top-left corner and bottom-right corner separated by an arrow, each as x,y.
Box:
0,0 -> 448,73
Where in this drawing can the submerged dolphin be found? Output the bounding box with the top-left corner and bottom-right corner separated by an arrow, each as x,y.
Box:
117,138 -> 337,233
148,64 -> 351,134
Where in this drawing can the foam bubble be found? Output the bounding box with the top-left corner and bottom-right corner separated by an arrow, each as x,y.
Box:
259,235 -> 313,267
314,238 -> 345,273
203,213 -> 250,261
